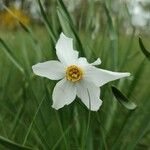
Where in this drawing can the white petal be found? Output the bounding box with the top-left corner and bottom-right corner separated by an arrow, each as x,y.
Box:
77,57 -> 101,68
77,80 -> 102,111
85,66 -> 130,87
52,79 -> 77,109
32,60 -> 65,80
77,57 -> 89,67
91,58 -> 101,66
56,33 -> 78,65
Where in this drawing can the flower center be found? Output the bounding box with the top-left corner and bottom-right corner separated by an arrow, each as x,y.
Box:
66,65 -> 83,82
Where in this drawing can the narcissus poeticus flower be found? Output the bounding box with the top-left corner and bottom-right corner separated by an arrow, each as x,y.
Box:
32,33 -> 130,111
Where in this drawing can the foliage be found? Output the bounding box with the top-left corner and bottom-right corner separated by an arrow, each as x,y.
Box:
0,0 -> 150,149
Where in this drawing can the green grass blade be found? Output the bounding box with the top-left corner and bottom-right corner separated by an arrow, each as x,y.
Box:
112,95 -> 150,150
10,103 -> 25,138
57,0 -> 74,26
103,2 -> 118,70
37,0 -> 56,43
139,37 -> 150,61
81,89 -> 91,150
2,5 -> 43,61
57,0 -> 73,22
85,0 -> 94,32
52,120 -> 75,150
120,28 -> 135,69
19,22 -> 30,33
55,111 -> 69,150
127,59 -> 146,97
22,96 -> 45,145
57,7 -> 72,35
57,0 -> 85,57
34,123 -> 51,150
111,86 -> 137,110
0,136 -> 34,150
0,38 -> 25,75
96,113 -> 108,150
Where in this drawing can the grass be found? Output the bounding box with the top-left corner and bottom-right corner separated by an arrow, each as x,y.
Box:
0,0 -> 150,149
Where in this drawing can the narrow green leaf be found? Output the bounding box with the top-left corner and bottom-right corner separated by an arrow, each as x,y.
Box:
10,103 -> 24,137
23,96 -> 45,145
57,0 -> 85,57
57,0 -> 74,26
85,0 -> 95,32
19,22 -> 30,33
111,86 -> 137,110
0,136 -> 34,150
81,89 -> 91,150
55,111 -> 69,150
103,3 -> 116,40
103,2 -> 118,70
52,121 -> 74,150
120,28 -> 135,69
19,22 -> 43,61
37,0 -> 56,43
112,95 -> 150,150
57,7 -> 72,35
127,59 -> 146,97
139,37 -> 150,61
0,38 -> 25,75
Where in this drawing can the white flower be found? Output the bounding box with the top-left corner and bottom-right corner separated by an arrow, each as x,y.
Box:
128,0 -> 150,27
32,33 -> 130,111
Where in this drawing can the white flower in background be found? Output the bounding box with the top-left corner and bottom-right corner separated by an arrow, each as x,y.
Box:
32,33 -> 130,111
128,0 -> 150,27
64,0 -> 81,12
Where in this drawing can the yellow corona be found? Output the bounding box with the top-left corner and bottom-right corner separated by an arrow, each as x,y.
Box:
66,65 -> 83,82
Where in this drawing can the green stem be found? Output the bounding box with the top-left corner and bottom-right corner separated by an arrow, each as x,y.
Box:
81,89 -> 91,150
22,96 -> 45,145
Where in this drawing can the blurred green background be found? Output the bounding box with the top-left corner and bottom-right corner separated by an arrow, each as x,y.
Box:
0,0 -> 150,150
